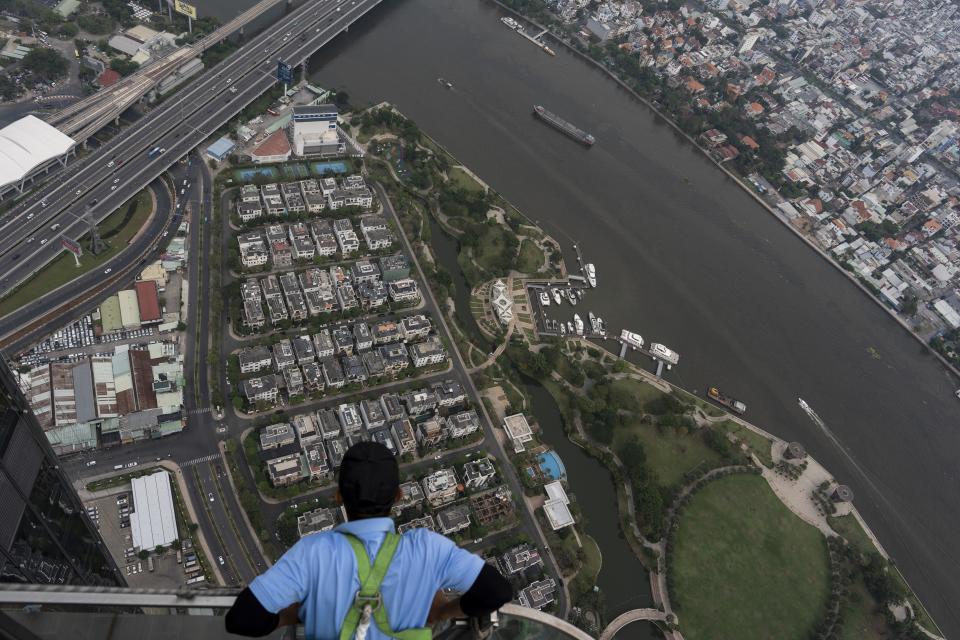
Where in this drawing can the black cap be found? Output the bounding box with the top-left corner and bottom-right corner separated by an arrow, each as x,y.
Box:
338,441 -> 400,516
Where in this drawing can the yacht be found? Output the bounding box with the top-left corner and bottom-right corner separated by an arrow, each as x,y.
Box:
567,321 -> 574,334
539,291 -> 550,306
559,322 -> 566,336
573,314 -> 584,335
588,312 -> 598,334
585,263 -> 597,288
596,317 -> 606,337
620,330 -> 643,349
551,288 -> 561,305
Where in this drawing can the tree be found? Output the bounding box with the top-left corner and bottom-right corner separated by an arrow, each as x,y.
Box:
154,545 -> 165,555
110,58 -> 139,77
137,549 -> 149,560
22,48 -> 68,82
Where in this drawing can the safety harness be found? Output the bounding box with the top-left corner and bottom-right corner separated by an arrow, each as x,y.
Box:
338,532 -> 432,640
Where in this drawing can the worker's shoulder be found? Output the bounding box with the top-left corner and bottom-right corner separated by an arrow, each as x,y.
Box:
290,530 -> 344,553
399,527 -> 458,549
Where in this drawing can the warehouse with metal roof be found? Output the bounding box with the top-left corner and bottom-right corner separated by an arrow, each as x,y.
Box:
0,115 -> 76,198
130,470 -> 178,551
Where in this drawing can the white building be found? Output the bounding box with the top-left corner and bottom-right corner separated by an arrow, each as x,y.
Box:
542,481 -> 574,530
503,414 -> 533,453
491,279 -> 513,325
130,471 -> 179,551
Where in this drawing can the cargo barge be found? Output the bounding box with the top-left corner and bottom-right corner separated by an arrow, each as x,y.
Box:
707,387 -> 746,415
533,105 -> 595,146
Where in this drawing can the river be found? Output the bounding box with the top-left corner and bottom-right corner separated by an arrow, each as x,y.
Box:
201,0 -> 960,634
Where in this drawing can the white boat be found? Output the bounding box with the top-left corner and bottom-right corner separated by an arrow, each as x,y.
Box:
620,330 -> 643,349
585,263 -> 597,288
559,322 -> 566,336
649,342 -> 680,365
798,398 -> 810,411
568,290 -> 577,306
551,288 -> 561,305
596,317 -> 606,337
588,312 -> 598,334
501,16 -> 520,30
539,291 -> 550,306
573,314 -> 584,335
567,321 -> 574,334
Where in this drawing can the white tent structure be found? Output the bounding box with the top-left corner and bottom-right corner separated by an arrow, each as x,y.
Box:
130,470 -> 179,551
0,115 -> 76,198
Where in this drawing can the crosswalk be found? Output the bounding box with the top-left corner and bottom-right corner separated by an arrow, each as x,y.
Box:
180,453 -> 219,467
185,407 -> 213,415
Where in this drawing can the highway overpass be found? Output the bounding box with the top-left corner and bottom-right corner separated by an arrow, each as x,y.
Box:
0,0 -> 384,342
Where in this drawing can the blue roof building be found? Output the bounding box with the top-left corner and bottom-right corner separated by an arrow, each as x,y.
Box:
206,136 -> 236,161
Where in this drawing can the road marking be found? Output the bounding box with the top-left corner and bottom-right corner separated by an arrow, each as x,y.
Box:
186,407 -> 213,415
180,453 -> 219,467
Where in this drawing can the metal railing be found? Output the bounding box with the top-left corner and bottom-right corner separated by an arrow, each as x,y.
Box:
0,585 -> 594,640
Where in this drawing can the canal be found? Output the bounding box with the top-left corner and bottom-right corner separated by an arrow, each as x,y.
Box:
203,0 -> 960,634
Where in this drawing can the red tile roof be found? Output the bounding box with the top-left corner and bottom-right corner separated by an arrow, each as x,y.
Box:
98,69 -> 121,88
135,280 -> 161,322
253,130 -> 291,158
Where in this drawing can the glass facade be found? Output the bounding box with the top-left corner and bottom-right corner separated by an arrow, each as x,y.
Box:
0,361 -> 122,586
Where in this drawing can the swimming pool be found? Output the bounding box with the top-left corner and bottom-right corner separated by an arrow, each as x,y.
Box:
538,450 -> 566,480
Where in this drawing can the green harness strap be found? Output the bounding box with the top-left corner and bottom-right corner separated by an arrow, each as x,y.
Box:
337,532 -> 432,640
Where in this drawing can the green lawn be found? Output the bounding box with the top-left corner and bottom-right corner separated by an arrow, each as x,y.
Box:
516,239 -> 544,274
608,378 -> 667,407
569,533 -> 602,597
448,166 -> 485,194
827,514 -> 874,555
716,419 -> 773,467
0,191 -> 153,317
839,579 -> 886,640
672,474 -> 830,640
614,419 -> 724,488
473,224 -> 515,274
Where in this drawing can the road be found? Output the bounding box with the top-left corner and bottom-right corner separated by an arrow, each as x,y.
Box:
0,0 -> 387,317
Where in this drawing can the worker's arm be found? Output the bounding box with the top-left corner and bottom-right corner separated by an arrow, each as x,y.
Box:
427,564 -> 514,623
224,587 -> 301,636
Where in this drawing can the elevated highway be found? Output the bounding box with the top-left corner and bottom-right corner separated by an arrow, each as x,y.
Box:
47,0 -> 291,140
0,0 -> 384,342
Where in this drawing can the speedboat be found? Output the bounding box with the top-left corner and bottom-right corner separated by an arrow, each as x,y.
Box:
539,291 -> 550,306
798,398 -> 810,411
551,288 -> 561,304
567,321 -> 574,334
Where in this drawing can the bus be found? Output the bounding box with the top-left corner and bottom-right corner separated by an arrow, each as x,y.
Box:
148,147 -> 163,158
185,575 -> 206,585
147,557 -> 154,572
176,550 -> 182,564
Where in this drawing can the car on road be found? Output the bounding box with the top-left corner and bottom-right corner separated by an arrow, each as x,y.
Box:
40,200 -> 47,207
125,461 -> 137,468
113,178 -> 119,184
26,237 -> 34,243
27,212 -> 33,220
208,492 -> 215,502
107,160 -> 115,168
111,185 -> 117,191
216,426 -> 226,434
50,223 -> 60,231
86,460 -> 97,467
104,268 -> 112,274
40,238 -> 47,245
434,454 -> 441,460
218,556 -> 225,566
76,189 -> 82,195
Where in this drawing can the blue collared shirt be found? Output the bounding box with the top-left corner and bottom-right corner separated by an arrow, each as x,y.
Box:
249,517 -> 484,640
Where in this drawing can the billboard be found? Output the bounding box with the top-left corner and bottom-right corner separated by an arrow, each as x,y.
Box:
174,0 -> 197,19
277,60 -> 293,84
61,237 -> 82,258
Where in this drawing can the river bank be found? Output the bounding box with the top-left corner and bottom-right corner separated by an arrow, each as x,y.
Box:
488,0 -> 960,386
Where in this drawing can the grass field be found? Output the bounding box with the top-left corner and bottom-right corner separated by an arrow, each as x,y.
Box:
839,579 -> 886,640
516,239 -> 544,274
0,192 -> 153,317
672,474 -> 830,640
716,419 -> 774,467
448,166 -> 485,193
569,533 -> 603,597
608,378 -> 668,407
827,514 -> 874,554
473,224 -> 514,274
614,419 -> 724,488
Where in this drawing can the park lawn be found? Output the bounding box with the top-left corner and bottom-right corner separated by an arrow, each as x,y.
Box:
569,533 -> 603,598
614,418 -> 724,488
716,419 -> 773,467
839,579 -> 886,640
672,474 -> 830,640
0,191 -> 153,317
827,514 -> 874,555
473,224 -> 514,274
607,377 -> 666,407
448,166 -> 485,194
516,239 -> 544,274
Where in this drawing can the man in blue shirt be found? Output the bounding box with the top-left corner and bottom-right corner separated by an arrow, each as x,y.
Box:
225,441 -> 513,639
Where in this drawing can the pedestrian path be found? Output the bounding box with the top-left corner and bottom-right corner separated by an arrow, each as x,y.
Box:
180,453 -> 219,467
